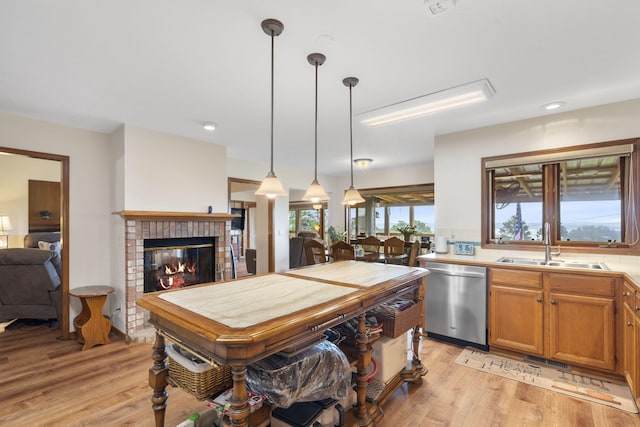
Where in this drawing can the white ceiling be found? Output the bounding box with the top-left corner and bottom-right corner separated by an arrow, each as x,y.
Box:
1,1 -> 639,176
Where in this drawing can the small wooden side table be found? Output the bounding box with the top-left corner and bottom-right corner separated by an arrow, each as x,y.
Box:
70,285 -> 114,350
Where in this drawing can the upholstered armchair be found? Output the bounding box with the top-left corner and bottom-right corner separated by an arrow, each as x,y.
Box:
0,248 -> 62,323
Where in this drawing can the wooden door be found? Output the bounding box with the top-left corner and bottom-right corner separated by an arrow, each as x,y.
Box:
548,292 -> 615,371
489,285 -> 544,355
28,179 -> 61,232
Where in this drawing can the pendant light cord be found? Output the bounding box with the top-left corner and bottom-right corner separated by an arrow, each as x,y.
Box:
269,29 -> 275,175
349,84 -> 354,186
314,61 -> 319,181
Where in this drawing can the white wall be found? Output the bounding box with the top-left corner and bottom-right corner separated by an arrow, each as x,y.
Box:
0,112 -> 113,325
108,126 -> 126,330
434,98 -> 640,245
0,154 -> 60,247
122,125 -> 228,212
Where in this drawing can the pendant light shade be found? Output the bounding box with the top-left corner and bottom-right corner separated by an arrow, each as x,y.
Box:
341,77 -> 365,205
255,18 -> 287,199
302,53 -> 329,203
342,186 -> 364,205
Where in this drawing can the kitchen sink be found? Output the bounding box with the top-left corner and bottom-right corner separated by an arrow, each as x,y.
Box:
496,257 -> 609,270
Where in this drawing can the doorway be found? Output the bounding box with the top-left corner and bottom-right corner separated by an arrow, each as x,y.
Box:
228,177 -> 276,273
0,147 -> 70,339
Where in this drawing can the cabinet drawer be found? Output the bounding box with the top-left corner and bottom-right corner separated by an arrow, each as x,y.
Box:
489,268 -> 542,289
548,273 -> 614,297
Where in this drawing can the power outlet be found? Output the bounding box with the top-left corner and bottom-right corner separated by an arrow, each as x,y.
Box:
110,306 -> 121,319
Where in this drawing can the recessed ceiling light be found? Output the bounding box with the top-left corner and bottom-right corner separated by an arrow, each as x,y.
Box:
203,122 -> 216,131
541,101 -> 565,111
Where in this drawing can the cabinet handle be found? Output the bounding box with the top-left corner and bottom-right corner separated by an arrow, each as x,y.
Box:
535,298 -> 542,303
623,291 -> 631,297
628,321 -> 635,327
550,300 -> 557,305
635,306 -> 640,312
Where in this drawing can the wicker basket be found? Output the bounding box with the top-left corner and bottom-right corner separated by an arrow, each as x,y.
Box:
166,344 -> 232,400
378,301 -> 422,338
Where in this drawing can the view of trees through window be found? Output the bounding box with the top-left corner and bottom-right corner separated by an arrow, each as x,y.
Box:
289,208 -> 325,238
486,142 -> 633,247
351,185 -> 435,238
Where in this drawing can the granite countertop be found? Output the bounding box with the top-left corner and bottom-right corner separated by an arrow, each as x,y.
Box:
418,252 -> 640,290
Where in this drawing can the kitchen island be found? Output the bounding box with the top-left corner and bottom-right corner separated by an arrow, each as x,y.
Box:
137,261 -> 428,427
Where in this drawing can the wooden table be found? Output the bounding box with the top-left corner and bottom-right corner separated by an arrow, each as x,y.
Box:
138,261 -> 429,427
69,285 -> 114,350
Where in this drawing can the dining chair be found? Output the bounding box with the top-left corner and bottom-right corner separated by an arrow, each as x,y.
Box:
304,238 -> 328,265
383,236 -> 407,265
407,240 -> 421,267
331,240 -> 355,262
360,236 -> 381,262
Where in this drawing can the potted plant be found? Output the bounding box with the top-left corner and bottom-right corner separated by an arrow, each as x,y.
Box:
396,224 -> 417,242
328,226 -> 347,244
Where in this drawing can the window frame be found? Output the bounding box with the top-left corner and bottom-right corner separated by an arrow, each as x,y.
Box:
289,201 -> 326,239
481,138 -> 640,254
346,184 -> 435,238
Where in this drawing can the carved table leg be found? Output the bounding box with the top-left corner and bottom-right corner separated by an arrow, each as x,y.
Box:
412,279 -> 428,376
228,365 -> 250,427
149,333 -> 169,427
355,313 -> 374,426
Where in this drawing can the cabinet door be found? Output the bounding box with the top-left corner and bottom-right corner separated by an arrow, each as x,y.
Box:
548,293 -> 615,371
489,285 -> 544,355
623,303 -> 638,396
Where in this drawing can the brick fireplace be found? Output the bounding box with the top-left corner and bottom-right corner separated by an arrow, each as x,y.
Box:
120,211 -> 236,343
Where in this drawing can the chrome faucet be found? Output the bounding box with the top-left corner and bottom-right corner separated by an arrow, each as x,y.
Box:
543,222 -> 561,263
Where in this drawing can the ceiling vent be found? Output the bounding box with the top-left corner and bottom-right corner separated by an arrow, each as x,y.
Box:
424,0 -> 455,16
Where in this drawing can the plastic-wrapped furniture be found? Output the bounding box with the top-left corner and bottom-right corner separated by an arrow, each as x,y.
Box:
245,340 -> 352,408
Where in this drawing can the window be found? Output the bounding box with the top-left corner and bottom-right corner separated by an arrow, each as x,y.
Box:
482,139 -> 639,252
289,202 -> 326,239
346,184 -> 435,238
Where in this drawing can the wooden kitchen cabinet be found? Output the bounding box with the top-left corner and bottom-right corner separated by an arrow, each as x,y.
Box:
547,273 -> 616,371
622,280 -> 640,398
548,292 -> 615,370
489,285 -> 544,355
489,268 -> 617,372
489,268 -> 544,355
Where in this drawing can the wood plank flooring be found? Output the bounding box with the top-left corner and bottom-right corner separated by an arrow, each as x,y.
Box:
1,320 -> 638,427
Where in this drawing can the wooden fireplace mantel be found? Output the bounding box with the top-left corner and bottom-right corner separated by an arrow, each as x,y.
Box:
116,210 -> 238,222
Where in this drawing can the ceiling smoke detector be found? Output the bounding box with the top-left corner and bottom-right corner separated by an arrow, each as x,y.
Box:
424,0 -> 455,16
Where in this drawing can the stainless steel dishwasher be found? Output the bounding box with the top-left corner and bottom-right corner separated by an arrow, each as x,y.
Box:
424,261 -> 488,349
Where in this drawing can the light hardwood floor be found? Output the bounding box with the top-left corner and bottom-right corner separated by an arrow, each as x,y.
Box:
1,320 -> 638,427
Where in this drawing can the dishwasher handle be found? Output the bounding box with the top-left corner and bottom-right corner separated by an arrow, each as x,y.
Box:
426,266 -> 486,279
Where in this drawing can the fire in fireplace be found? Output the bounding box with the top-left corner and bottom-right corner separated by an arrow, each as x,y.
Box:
143,237 -> 216,293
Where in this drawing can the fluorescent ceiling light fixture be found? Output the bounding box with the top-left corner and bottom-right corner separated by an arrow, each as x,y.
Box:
360,78 -> 495,127
203,122 -> 216,131
541,101 -> 565,111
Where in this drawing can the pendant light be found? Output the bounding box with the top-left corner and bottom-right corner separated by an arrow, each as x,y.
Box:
255,19 -> 287,198
302,53 -> 329,203
341,77 -> 365,205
